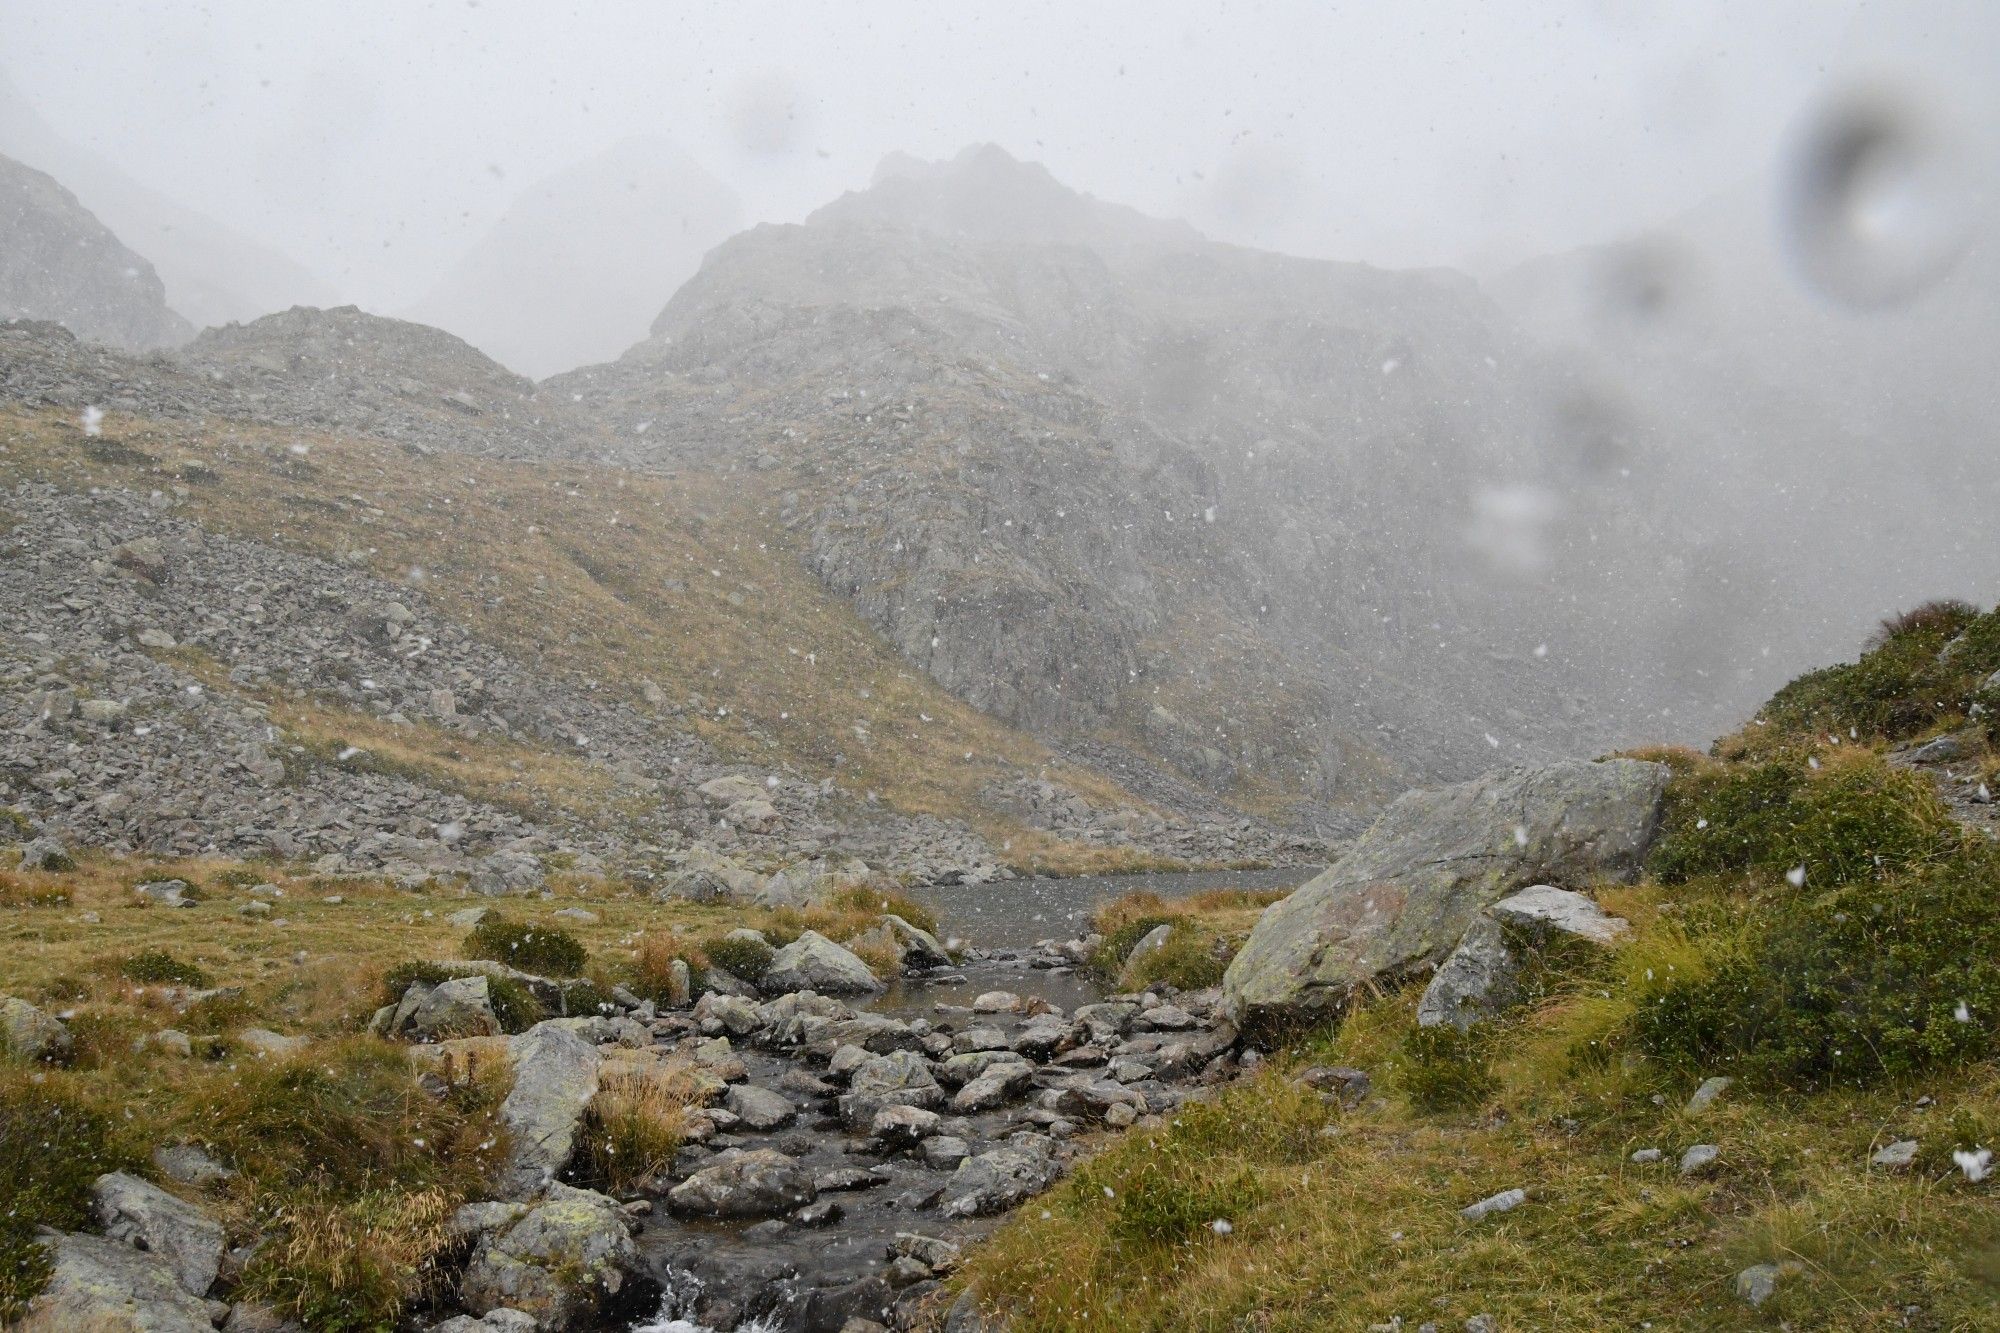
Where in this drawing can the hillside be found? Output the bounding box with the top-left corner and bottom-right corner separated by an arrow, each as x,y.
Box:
551,145 -> 1749,829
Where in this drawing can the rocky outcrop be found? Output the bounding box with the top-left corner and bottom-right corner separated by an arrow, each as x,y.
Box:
495,1022 -> 602,1199
1417,886 -> 1631,1031
1223,759 -> 1668,1032
15,1231 -> 217,1332
91,1172 -> 225,1298
1,152 -> 191,350
457,1183 -> 643,1329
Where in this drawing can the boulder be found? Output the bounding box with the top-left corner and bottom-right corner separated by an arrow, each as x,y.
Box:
459,1183 -> 640,1330
394,975 -> 502,1040
951,1062 -> 1034,1114
870,1104 -> 943,1149
92,1171 -> 225,1297
470,851 -> 544,897
942,1141 -> 1064,1218
764,931 -> 882,997
496,1022 -> 603,1199
723,797 -> 781,833
15,1231 -> 216,1332
1223,759 -> 1667,1031
1,993 -> 73,1063
881,914 -> 952,969
17,836 -> 73,872
668,1149 -> 817,1219
1487,885 -> 1631,945
839,1050 -> 944,1128
723,1084 -> 798,1131
1415,918 -> 1520,1032
697,774 -> 766,806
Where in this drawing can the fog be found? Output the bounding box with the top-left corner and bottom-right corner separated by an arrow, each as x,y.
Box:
10,0 -> 1989,318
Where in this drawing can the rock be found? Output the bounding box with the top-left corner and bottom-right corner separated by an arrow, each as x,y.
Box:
1628,1148 -> 1663,1165
951,1062 -> 1034,1113
1294,1065 -> 1373,1107
1487,884 -> 1630,945
224,1301 -> 309,1332
497,1022 -> 603,1199
460,1183 -> 640,1330
1735,1262 -> 1785,1308
1909,732 -> 1976,764
693,991 -> 763,1037
870,1104 -> 943,1148
448,906 -> 495,929
1684,1076 -> 1733,1115
1224,759 -> 1668,1031
1679,1144 -> 1721,1175
1459,1187 -> 1526,1222
471,851 -> 544,897
1,993 -> 73,1063
398,975 -> 502,1039
942,1141 -> 1064,1218
235,1028 -> 304,1058
920,1136 -> 970,1170
724,1084 -> 798,1131
1117,923 -> 1174,985
551,907 -> 599,925
723,797 -> 782,832
93,1171 -> 225,1297
668,1148 -> 818,1219
881,914 -> 953,969
15,1231 -> 217,1332
152,1144 -> 234,1187
17,835 -> 74,871
698,774 -> 765,806
430,1312 -> 536,1333
1872,1139 -> 1920,1170
839,1050 -> 944,1127
1416,917 -> 1520,1031
892,1232 -> 962,1273
764,931 -> 882,996
134,880 -> 194,908
971,991 -> 1019,1013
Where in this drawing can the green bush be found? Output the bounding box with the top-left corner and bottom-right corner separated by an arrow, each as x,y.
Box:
1072,1136 -> 1264,1246
120,948 -> 212,987
380,962 -> 543,1034
1119,926 -> 1233,992
0,1075 -> 135,1318
559,978 -> 615,1017
701,933 -> 774,984
1395,1023 -> 1498,1113
1635,845 -> 2000,1089
1648,754 -> 1961,888
1758,600 -> 2000,745
461,918 -> 587,978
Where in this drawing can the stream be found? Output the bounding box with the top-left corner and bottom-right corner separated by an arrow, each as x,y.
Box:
622,865 -> 1320,1333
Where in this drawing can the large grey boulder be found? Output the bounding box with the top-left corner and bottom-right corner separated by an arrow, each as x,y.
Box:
92,1172 -> 225,1297
667,1148 -> 818,1219
496,1022 -> 603,1199
15,1232 -> 216,1332
459,1183 -> 639,1330
838,1050 -> 944,1128
1,993 -> 73,1063
1223,759 -> 1667,1031
388,975 -> 502,1040
763,930 -> 882,997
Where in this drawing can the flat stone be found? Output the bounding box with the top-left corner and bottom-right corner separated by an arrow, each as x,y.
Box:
1679,1144 -> 1721,1175
1459,1188 -> 1526,1221
93,1171 -> 225,1297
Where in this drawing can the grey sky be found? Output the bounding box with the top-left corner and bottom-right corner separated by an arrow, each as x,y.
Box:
3,1 -> 1989,311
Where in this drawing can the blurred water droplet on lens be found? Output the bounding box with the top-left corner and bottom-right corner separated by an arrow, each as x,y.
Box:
1782,84 -> 1978,308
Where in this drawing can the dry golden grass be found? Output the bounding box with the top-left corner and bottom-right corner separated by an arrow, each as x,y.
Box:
579,1056 -> 703,1192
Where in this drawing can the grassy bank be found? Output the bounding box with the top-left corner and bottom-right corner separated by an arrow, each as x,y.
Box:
958,602 -> 2000,1330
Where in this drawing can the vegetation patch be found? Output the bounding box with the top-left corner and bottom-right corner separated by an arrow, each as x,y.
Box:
119,947 -> 212,987
631,931 -> 708,1005
380,961 -> 543,1034
0,1073 -> 136,1319
1394,1023 -> 1500,1113
701,933 -> 774,984
1084,887 -> 1286,990
462,917 -> 587,977
574,1062 -> 696,1193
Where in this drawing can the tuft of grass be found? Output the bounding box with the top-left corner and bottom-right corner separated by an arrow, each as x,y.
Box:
118,947 -> 212,988
575,1061 -> 697,1194
0,1072 -> 138,1319
240,1186 -> 458,1333
1083,888 -> 1286,990
462,917 -> 587,978
631,931 -> 707,1005
1648,749 -> 1962,888
700,933 -> 774,984
1394,1023 -> 1499,1113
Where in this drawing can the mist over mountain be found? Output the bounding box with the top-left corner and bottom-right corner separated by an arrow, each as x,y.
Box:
406,138 -> 744,378
0,72 -> 334,329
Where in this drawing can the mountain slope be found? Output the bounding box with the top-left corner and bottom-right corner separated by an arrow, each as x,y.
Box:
0,151 -> 190,349
552,145 -> 1698,823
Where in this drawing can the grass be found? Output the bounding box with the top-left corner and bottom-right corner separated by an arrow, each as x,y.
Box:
574,1057 -> 703,1194
0,1074 -> 139,1319
958,604 -> 2000,1331
1085,888 -> 1288,991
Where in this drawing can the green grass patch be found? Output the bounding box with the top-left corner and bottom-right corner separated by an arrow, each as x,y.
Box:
462,917 -> 587,978
118,947 -> 212,987
0,1073 -> 138,1318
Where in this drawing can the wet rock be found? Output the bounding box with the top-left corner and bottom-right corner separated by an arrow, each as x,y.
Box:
971,991 -> 1019,1013
942,1139 -> 1064,1218
839,1050 -> 944,1127
725,1083 -> 799,1131
764,931 -> 882,997
497,1022 -> 603,1199
920,1136 -> 970,1170
882,914 -> 953,969
93,1171 -> 225,1296
1,993 -> 72,1063
871,1104 -> 943,1149
668,1148 -> 818,1219
460,1183 -> 642,1330
1224,759 -> 1667,1032
951,1062 -> 1034,1113
15,1231 -> 216,1332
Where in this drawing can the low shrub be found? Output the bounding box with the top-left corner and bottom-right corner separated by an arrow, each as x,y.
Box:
0,1074 -> 136,1318
559,978 -> 616,1017
701,933 -> 774,984
462,917 -> 587,977
1634,845 -> 2000,1089
1754,600 -> 2000,747
1395,1023 -> 1499,1113
119,947 -> 212,988
1071,1134 -> 1264,1247
1648,751 -> 1961,888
